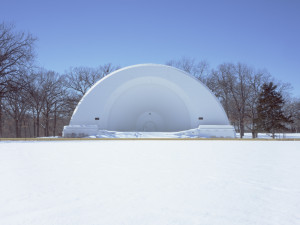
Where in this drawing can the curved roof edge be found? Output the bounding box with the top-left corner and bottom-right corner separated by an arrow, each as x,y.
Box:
74,64 -> 229,124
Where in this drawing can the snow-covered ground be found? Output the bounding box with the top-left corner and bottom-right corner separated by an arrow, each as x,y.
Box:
0,140 -> 300,225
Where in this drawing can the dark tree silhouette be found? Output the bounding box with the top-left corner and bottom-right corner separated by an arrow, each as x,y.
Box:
255,82 -> 292,138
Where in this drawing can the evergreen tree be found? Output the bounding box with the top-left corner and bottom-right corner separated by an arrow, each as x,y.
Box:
255,82 -> 292,138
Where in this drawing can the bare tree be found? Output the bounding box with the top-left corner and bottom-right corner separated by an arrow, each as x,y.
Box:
3,87 -> 30,137
282,97 -> 300,133
0,22 -> 36,94
207,65 -> 237,126
65,67 -> 101,97
232,63 -> 253,138
292,99 -> 300,132
65,63 -> 120,102
100,63 -> 120,77
0,22 -> 36,137
27,71 -> 48,137
41,71 -> 66,136
207,63 -> 253,138
166,57 -> 209,83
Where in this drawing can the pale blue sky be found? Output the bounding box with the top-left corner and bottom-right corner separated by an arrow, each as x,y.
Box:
1,0 -> 300,97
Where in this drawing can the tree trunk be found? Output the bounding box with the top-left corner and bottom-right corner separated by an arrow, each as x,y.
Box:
251,120 -> 257,138
36,113 -> 40,137
252,131 -> 257,139
33,116 -> 36,137
53,105 -> 57,136
18,120 -> 21,138
24,120 -> 27,138
45,112 -> 49,137
272,130 -> 275,139
32,109 -> 36,137
239,117 -> 245,138
15,119 -> 19,138
28,118 -> 32,137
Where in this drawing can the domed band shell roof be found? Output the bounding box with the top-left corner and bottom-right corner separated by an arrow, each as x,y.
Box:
68,64 -> 230,132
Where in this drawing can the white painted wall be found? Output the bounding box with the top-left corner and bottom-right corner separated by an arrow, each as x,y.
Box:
68,64 -> 230,132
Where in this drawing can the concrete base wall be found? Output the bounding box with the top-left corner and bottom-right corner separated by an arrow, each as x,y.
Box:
197,125 -> 236,138
63,125 -> 98,138
63,125 -> 236,138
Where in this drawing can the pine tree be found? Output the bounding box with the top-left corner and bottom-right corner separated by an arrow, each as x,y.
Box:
255,82 -> 292,138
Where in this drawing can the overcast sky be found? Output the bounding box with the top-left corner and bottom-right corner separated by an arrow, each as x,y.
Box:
1,0 -> 300,97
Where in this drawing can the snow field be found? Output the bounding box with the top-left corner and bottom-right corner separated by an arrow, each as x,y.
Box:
0,140 -> 300,225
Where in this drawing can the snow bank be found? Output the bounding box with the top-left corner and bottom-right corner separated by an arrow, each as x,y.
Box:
1,140 -> 299,225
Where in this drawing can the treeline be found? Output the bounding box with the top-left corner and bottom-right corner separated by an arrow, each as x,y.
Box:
167,58 -> 300,138
0,22 -> 119,137
1,65 -> 119,138
1,22 -> 299,138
